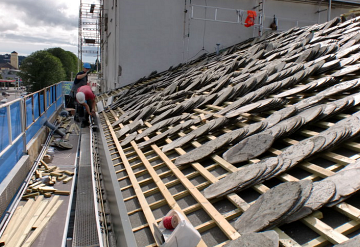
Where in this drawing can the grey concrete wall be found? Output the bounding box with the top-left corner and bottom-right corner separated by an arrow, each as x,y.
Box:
101,0 -> 353,90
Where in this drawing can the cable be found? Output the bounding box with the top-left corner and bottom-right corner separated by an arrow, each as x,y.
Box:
202,0 -> 208,50
186,0 -> 192,61
186,0 -> 209,63
182,0 -> 187,61
188,0 -> 209,62
187,48 -> 208,62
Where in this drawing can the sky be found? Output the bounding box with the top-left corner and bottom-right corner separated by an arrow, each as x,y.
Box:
0,0 -> 97,63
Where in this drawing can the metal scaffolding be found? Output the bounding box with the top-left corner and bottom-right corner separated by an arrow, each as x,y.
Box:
78,0 -> 101,69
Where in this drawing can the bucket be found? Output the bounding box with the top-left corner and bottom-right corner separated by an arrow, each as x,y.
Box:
154,210 -> 201,247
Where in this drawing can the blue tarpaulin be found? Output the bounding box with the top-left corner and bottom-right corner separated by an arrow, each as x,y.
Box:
26,97 -> 33,128
10,101 -> 21,140
0,82 -> 64,184
0,107 -> 9,153
0,138 -> 23,182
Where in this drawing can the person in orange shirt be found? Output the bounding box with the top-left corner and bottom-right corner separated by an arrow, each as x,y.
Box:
75,85 -> 96,127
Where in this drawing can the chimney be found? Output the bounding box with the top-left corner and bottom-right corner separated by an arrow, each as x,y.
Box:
11,51 -> 19,69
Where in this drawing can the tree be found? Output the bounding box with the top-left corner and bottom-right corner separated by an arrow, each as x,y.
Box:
66,51 -> 80,79
47,48 -> 79,81
17,50 -> 66,92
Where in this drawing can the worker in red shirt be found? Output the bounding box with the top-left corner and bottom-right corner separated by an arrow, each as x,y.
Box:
76,85 -> 96,127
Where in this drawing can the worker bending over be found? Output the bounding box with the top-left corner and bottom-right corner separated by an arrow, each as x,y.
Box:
76,85 -> 96,128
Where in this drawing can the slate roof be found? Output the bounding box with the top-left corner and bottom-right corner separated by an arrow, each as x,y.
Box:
0,63 -> 16,70
96,16 -> 360,246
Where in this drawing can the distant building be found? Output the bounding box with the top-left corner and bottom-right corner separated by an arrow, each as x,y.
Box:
0,67 -> 21,87
10,51 -> 18,69
0,53 -> 26,67
0,53 -> 21,86
0,52 -> 24,86
0,63 -> 16,70
0,68 -> 20,80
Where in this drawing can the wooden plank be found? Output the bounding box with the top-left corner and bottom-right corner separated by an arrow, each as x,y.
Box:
295,130 -> 360,164
32,195 -> 60,229
102,112 -> 158,237
152,144 -> 241,240
303,220 -> 360,247
63,170 -> 75,176
193,108 -> 223,118
211,155 -> 238,173
22,192 -> 40,199
62,176 -> 73,184
131,141 -> 189,212
131,140 -> 193,212
12,199 -> 48,247
301,216 -> 349,244
130,140 -> 207,247
39,160 -> 49,170
0,206 -> 23,245
343,141 -> 360,152
7,196 -> 44,247
300,162 -> 335,178
194,209 -> 241,233
321,152 -> 356,166
125,172 -> 211,205
205,105 -> 223,111
335,202 -> 360,222
274,228 -> 304,247
0,199 -> 35,246
64,123 -> 75,140
54,190 -> 71,195
21,200 -> 63,247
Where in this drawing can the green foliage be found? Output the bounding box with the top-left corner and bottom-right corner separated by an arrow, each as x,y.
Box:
47,48 -> 79,81
66,51 -> 80,79
17,50 -> 66,92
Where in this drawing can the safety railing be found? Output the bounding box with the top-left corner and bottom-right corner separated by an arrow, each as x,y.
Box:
190,4 -> 259,25
0,82 -> 64,183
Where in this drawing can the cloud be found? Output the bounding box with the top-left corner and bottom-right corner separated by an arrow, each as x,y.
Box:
1,0 -> 77,30
1,33 -> 74,47
0,0 -> 98,63
0,20 -> 18,32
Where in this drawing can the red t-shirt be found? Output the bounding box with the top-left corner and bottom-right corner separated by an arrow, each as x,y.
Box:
77,85 -> 95,101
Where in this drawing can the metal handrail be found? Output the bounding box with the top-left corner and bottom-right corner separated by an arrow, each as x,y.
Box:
0,82 -> 63,159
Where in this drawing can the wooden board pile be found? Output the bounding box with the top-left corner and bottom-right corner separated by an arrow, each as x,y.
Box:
0,115 -> 76,246
22,160 -> 73,199
0,196 -> 63,247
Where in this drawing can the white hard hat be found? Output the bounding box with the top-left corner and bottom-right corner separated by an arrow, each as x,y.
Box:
76,92 -> 86,104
